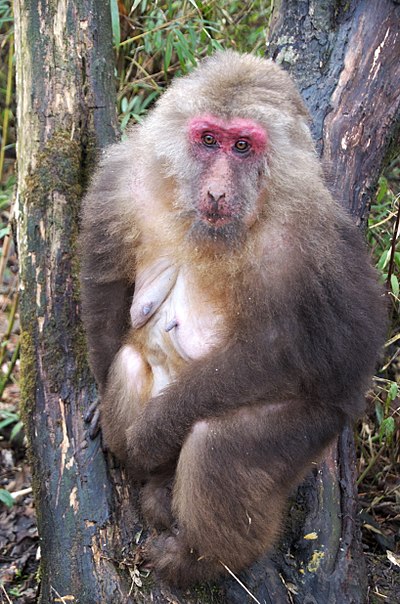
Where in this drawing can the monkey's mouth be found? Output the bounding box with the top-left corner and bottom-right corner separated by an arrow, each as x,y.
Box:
191,213 -> 245,245
198,193 -> 236,228
202,211 -> 233,227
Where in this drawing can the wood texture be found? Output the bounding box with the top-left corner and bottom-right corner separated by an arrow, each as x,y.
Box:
13,0 -> 127,601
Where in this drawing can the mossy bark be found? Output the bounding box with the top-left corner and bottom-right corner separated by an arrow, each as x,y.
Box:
14,1 -> 127,602
13,0 -> 400,603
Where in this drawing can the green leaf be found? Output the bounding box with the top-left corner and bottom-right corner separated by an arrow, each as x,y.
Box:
376,177 -> 388,203
388,381 -> 398,403
164,31 -> 174,74
110,0 -> 121,47
375,401 -> 383,425
0,225 -> 9,239
131,0 -> 142,12
390,273 -> 399,297
120,96 -> 128,114
120,113 -> 131,131
0,489 -> 14,508
175,43 -> 186,71
10,421 -> 23,441
0,411 -> 20,431
377,249 -> 390,271
130,113 -> 144,124
175,29 -> 190,54
0,416 -> 17,430
187,24 -> 198,49
210,38 -> 224,51
379,416 -> 395,441
140,90 -> 160,111
127,95 -> 141,113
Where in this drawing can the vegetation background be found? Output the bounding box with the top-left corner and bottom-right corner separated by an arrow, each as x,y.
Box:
0,1 -> 398,601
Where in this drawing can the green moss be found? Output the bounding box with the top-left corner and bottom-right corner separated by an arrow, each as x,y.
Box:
72,320 -> 91,386
19,330 -> 37,424
24,130 -> 83,211
80,130 -> 100,186
18,128 -> 95,392
192,582 -> 224,603
306,550 -> 325,573
18,330 -> 44,534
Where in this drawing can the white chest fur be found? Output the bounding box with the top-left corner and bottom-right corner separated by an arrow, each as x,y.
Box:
128,258 -> 223,399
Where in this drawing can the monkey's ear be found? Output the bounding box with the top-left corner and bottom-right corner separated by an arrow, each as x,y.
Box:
290,92 -> 310,121
265,56 -> 309,120
281,76 -> 309,120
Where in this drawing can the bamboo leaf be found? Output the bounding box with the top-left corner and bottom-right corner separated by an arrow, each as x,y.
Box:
390,273 -> 399,297
110,0 -> 121,47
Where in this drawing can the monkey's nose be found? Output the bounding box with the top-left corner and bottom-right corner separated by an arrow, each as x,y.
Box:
207,191 -> 226,211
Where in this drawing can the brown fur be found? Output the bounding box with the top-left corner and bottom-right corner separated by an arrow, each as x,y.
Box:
79,51 -> 386,587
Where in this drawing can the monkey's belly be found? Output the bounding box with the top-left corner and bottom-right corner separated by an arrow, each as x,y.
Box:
126,268 -> 223,404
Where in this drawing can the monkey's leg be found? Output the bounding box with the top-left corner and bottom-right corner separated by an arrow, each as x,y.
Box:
100,344 -> 151,463
140,468 -> 175,530
147,401 -> 344,587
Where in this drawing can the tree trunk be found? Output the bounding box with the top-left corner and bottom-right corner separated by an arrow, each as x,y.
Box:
13,0 -> 126,601
14,1 -> 399,603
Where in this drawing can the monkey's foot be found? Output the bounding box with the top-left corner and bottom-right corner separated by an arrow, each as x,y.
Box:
140,476 -> 174,530
84,399 -> 101,439
146,532 -> 220,588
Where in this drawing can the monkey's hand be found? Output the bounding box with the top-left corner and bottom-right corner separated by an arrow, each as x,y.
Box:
126,403 -> 182,476
84,398 -> 101,439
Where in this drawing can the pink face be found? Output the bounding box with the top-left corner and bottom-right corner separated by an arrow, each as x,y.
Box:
188,115 -> 267,157
187,115 -> 267,232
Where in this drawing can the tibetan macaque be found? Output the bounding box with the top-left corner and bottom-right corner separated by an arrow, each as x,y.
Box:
80,51 -> 385,587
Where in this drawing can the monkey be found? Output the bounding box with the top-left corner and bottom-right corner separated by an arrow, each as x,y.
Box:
79,51 -> 386,587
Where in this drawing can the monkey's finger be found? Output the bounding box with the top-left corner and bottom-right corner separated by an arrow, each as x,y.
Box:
84,399 -> 99,423
88,407 -> 101,439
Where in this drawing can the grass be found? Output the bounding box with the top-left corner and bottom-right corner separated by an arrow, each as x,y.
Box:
358,164 -> 400,567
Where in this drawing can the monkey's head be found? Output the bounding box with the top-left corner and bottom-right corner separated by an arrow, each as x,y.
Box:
138,51 -> 320,247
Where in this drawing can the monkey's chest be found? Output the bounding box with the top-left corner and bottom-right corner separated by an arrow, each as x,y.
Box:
130,263 -> 224,396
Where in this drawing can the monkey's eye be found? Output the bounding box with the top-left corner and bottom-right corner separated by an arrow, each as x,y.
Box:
234,140 -> 251,154
202,133 -> 218,147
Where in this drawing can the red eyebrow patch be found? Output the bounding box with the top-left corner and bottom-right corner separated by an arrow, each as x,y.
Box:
188,114 -> 267,153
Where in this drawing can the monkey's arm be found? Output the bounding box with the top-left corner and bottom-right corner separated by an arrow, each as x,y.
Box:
124,333 -> 303,476
126,238 -> 384,476
79,144 -> 137,391
80,279 -> 132,389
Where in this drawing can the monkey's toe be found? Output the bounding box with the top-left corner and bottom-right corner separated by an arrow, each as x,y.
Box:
146,532 -> 221,588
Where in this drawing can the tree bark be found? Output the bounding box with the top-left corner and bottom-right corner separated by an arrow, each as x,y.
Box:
14,1 -> 399,603
268,0 -> 400,224
13,0 -> 126,601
